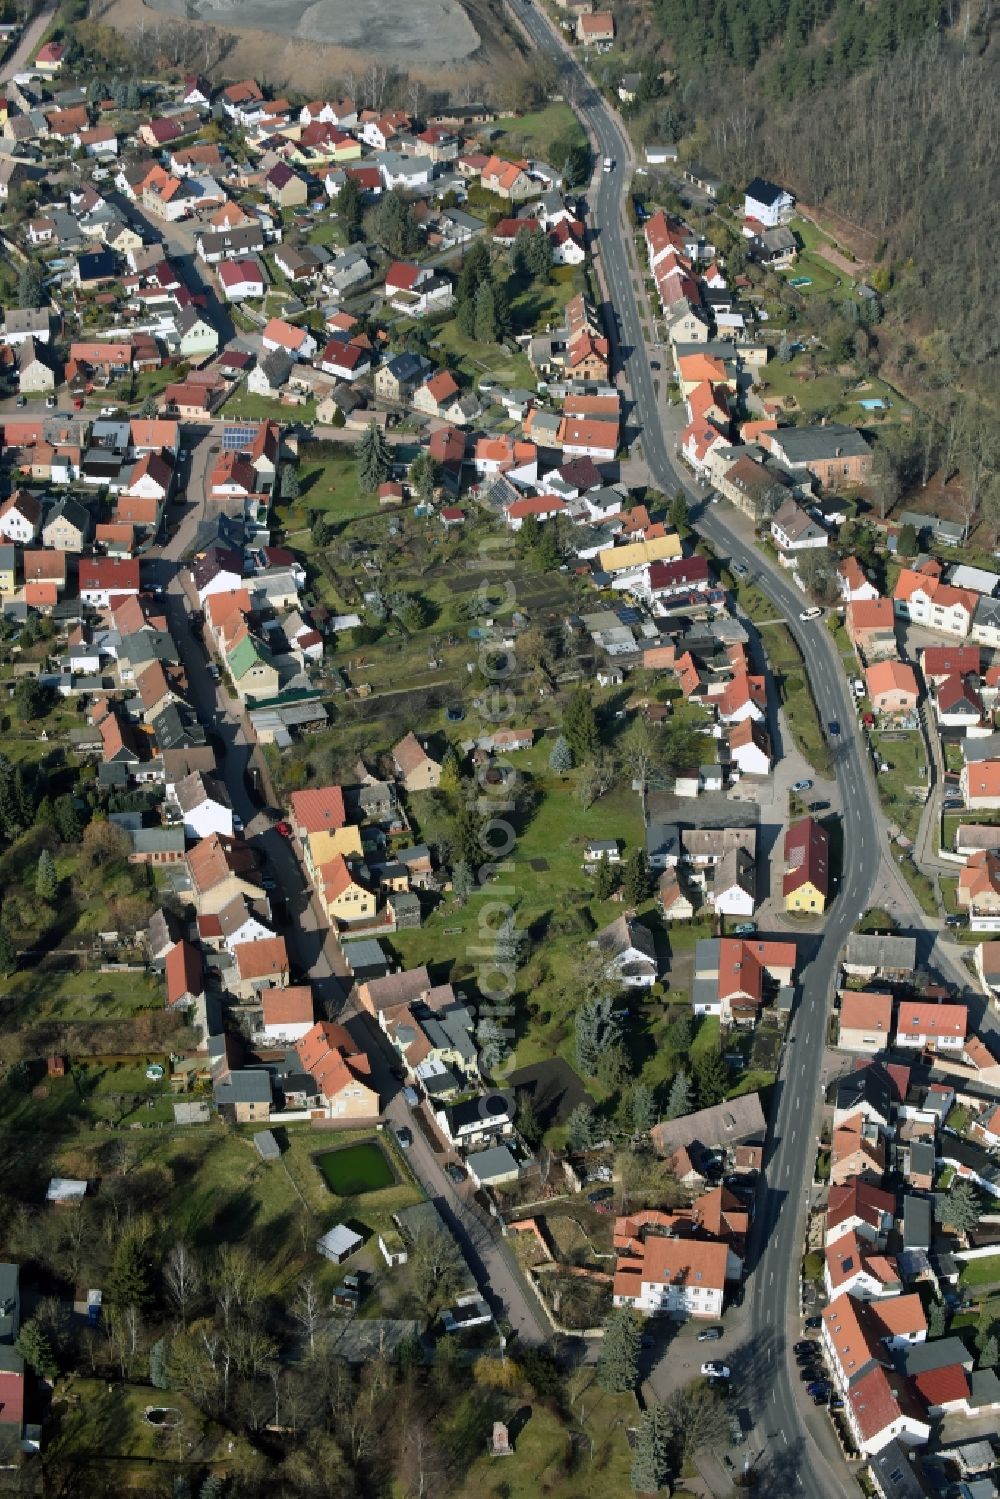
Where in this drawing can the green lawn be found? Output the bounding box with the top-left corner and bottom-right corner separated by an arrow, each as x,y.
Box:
221,391 -> 316,423
46,1377 -> 233,1480
491,102 -> 586,159
390,765 -> 649,1077
870,730 -> 928,842
306,217 -> 348,250
960,1255 -> 1000,1289
432,318 -> 536,390
456,1368 -> 636,1499
758,621 -> 833,775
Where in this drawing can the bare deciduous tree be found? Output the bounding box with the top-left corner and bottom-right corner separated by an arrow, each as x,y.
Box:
291,1276 -> 323,1357
164,1240 -> 201,1327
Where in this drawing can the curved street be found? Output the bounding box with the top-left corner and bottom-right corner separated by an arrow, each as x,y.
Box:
507,4 -> 887,1489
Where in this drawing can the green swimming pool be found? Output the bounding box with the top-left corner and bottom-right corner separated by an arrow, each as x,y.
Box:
315,1142 -> 395,1195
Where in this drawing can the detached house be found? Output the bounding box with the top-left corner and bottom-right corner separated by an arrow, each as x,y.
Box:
577,10 -> 615,42
837,991 -> 893,1054
895,1000 -> 967,1052
0,490 -> 41,544
393,732 -> 442,792
783,817 -> 829,913
261,317 -> 317,363
743,177 -> 795,228
847,597 -> 897,661
481,155 -> 532,202
771,498 -> 828,557
865,660 -> 919,716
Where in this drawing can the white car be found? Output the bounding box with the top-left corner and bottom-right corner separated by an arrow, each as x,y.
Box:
852,678 -> 865,697
701,1361 -> 731,1379
799,606 -> 823,621
100,406 -> 118,417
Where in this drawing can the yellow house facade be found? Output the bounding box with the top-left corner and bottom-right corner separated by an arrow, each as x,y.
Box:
319,854 -> 377,925
784,878 -> 826,914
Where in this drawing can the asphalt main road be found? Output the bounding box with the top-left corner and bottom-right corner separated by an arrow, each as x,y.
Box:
507,4 -> 877,1488
0,4 -> 57,84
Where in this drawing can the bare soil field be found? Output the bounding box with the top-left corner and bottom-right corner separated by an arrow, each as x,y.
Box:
110,0 -> 530,88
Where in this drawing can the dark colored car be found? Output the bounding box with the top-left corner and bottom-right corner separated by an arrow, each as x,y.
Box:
805,1316 -> 823,1330
809,800 -> 830,812
828,720 -> 840,736
794,1341 -> 815,1356
587,1188 -> 614,1206
445,1162 -> 466,1185
807,1381 -> 830,1399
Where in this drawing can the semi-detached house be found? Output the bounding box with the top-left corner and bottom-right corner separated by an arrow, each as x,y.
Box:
893,568 -> 975,639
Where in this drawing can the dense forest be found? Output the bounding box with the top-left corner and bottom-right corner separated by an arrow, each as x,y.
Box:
627,0 -> 998,415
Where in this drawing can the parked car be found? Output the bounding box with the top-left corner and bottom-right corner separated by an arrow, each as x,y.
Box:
804,1316 -> 823,1330
402,1085 -> 420,1108
828,720 -> 840,736
794,1341 -> 816,1356
830,1395 -> 845,1410
697,1327 -> 723,1342
799,606 -> 823,620
587,1188 -> 614,1207
732,921 -> 757,936
274,820 -> 292,838
792,779 -> 812,794
945,915 -> 965,927
852,678 -> 865,697
445,1162 -> 466,1185
45,395 -> 56,408
733,561 -> 749,577
808,800 -> 830,813
806,1381 -> 830,1399
943,797 -> 964,809
394,1126 -> 413,1149
701,1361 -> 731,1379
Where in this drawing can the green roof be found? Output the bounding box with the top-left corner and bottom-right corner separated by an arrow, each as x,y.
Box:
227,633 -> 276,681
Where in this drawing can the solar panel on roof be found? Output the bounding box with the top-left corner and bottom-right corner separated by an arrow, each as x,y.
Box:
223,423 -> 259,452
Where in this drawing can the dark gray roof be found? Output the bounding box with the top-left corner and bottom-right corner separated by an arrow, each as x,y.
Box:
867,1441 -> 934,1499
973,595 -> 1000,629
441,1089 -> 514,1134
908,1140 -> 935,1178
899,1336 -> 974,1376
772,423 -> 872,464
385,351 -> 430,384
901,1194 -> 932,1250
214,1069 -> 272,1105
745,177 -> 788,207
152,703 -> 207,752
835,1062 -> 894,1121
646,820 -> 681,861
257,347 -> 293,388
844,933 -> 918,970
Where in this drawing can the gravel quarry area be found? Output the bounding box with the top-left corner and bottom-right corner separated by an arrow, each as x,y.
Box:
146,0 -> 482,65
